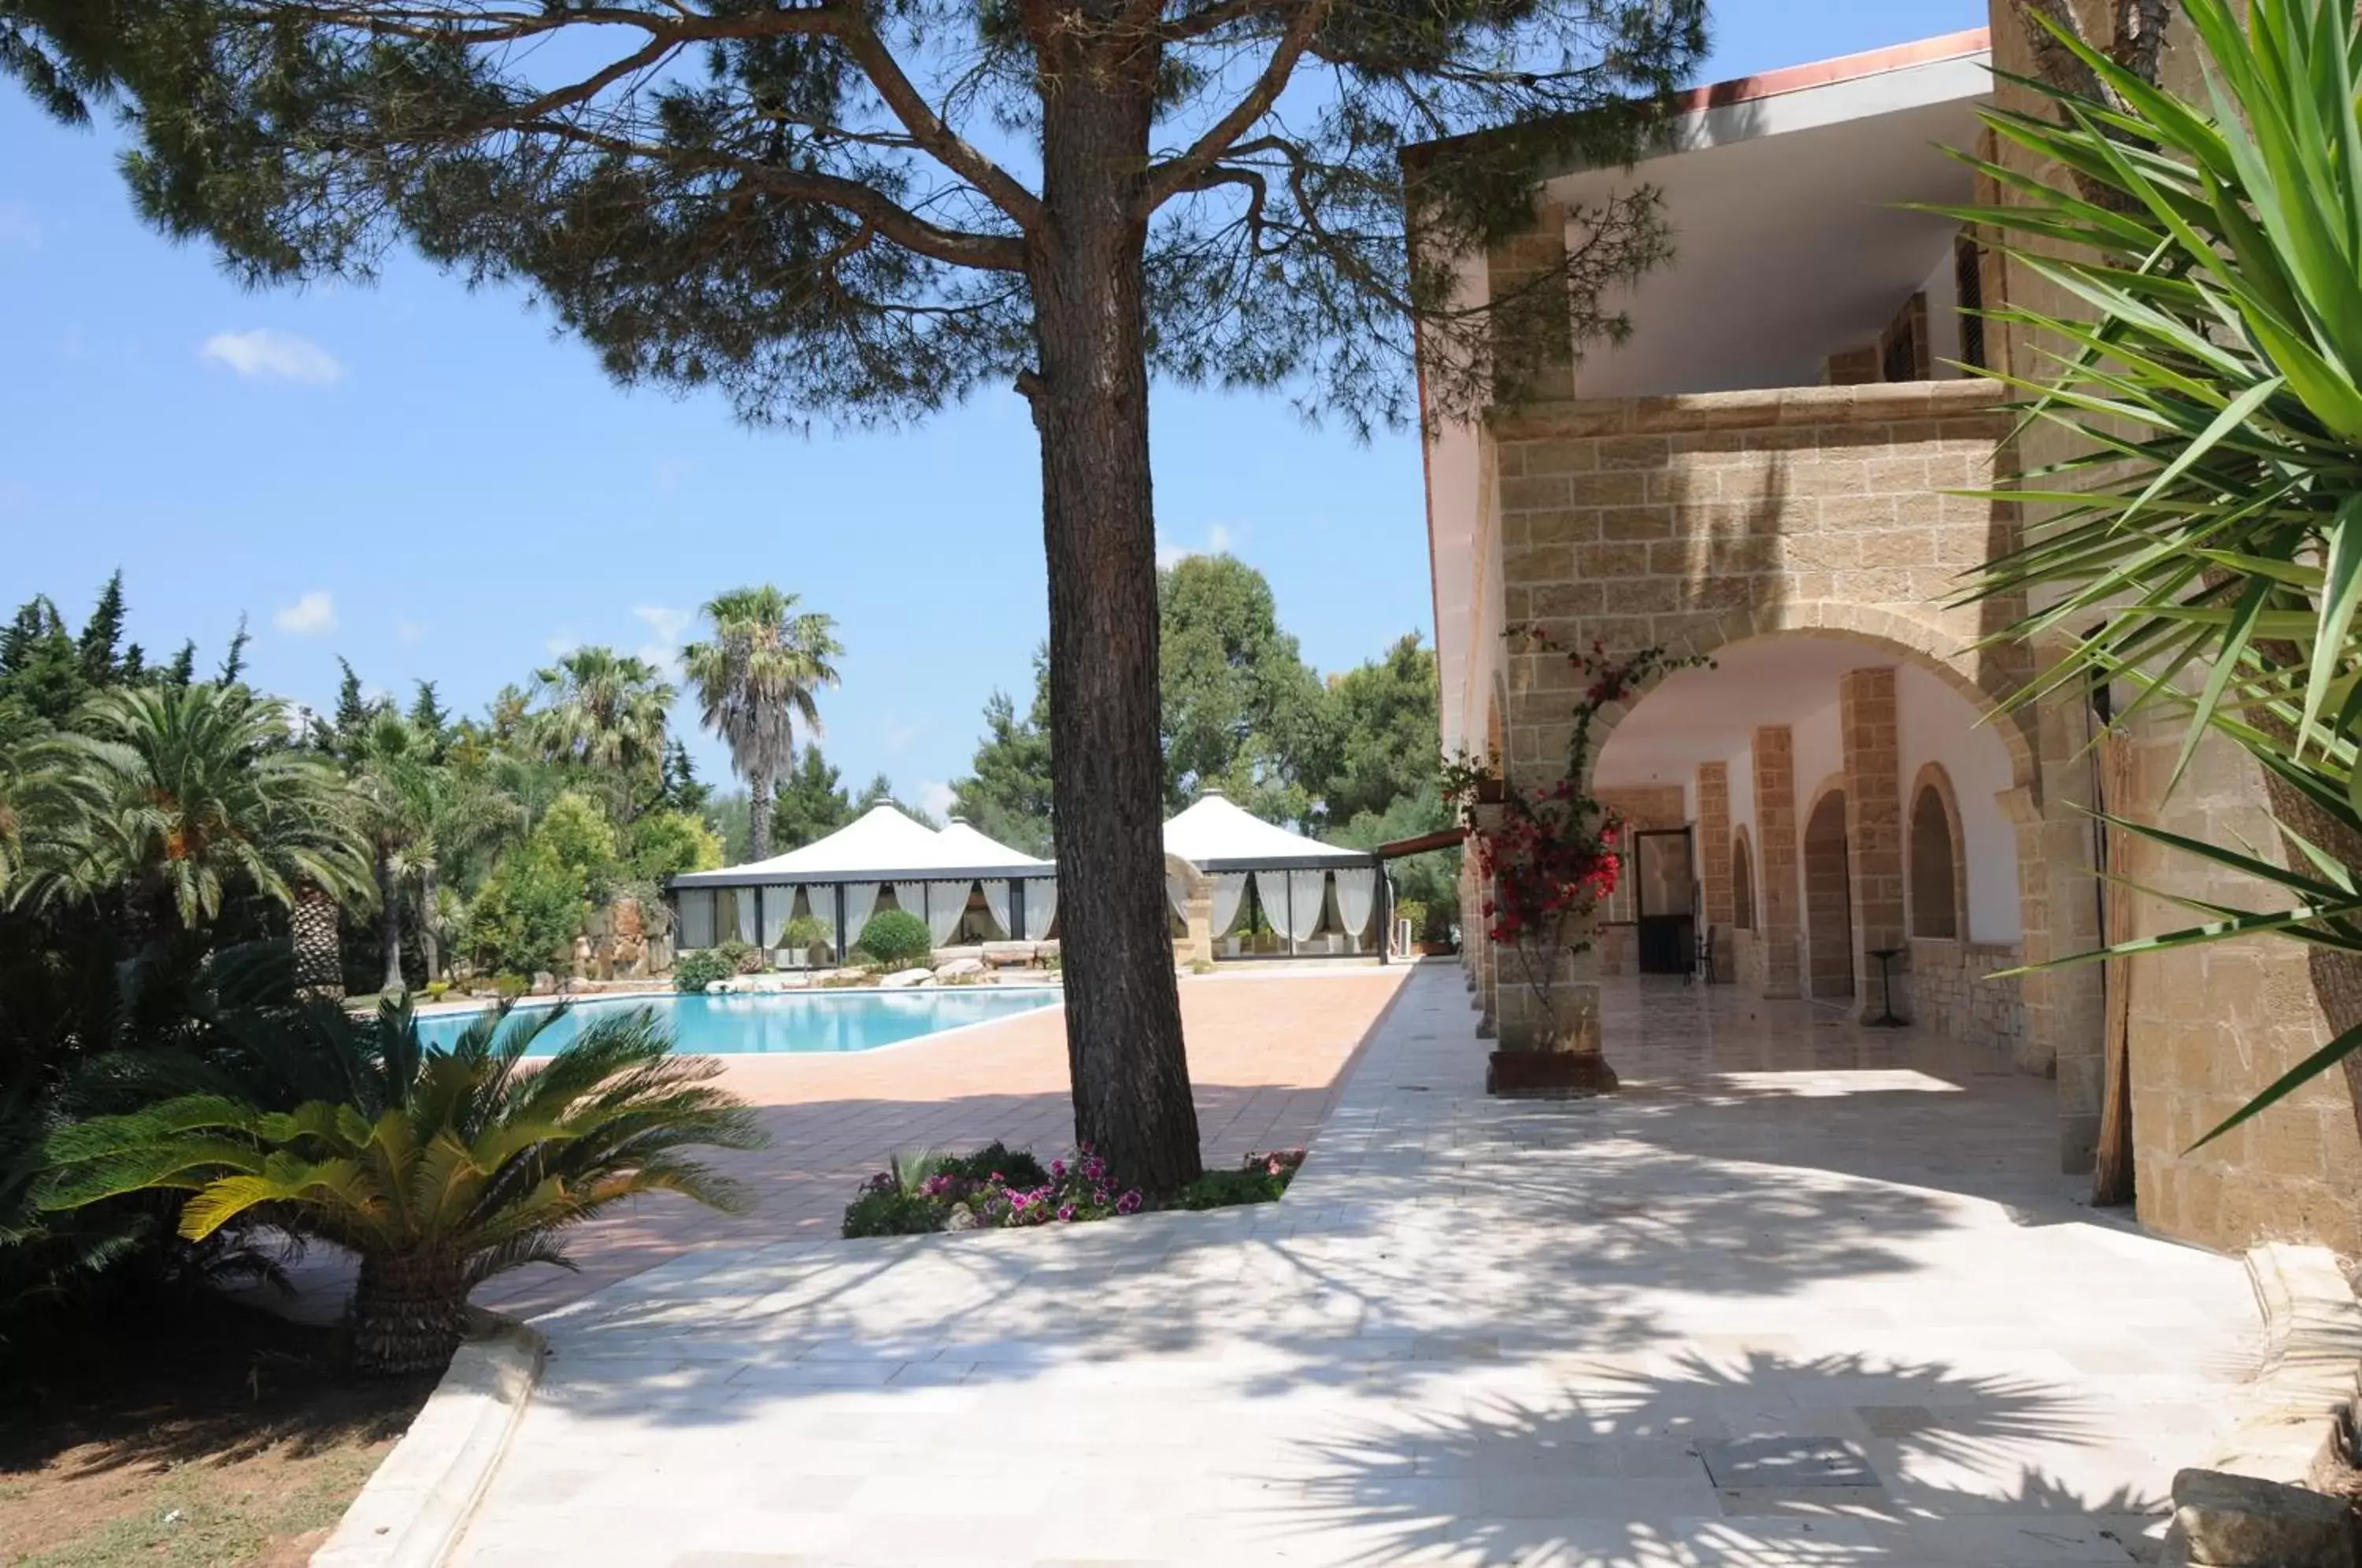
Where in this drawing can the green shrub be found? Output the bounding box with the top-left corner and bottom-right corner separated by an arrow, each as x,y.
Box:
627,808 -> 724,882
716,937 -> 764,974
672,949 -> 734,993
465,846 -> 584,978
840,1189 -> 941,1238
494,973 -> 531,1001
857,909 -> 933,968
424,980 -> 454,1001
783,915 -> 831,957
938,1142 -> 1050,1187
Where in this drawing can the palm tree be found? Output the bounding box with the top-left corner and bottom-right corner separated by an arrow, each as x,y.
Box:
42,998 -> 768,1374
64,684 -> 372,938
0,721 -> 106,912
681,587 -> 842,860
526,648 -> 675,786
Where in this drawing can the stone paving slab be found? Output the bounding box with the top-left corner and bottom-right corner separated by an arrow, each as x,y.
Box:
450,968 -> 2261,1566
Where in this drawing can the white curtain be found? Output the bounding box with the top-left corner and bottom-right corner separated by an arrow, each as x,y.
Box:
1334,867 -> 1379,940
1165,871 -> 1190,921
733,887 -> 762,945
762,886 -> 795,947
1283,869 -> 1328,942
927,882 -> 967,945
1029,878 -> 1058,939
981,879 -> 1013,940
842,882 -> 879,949
678,889 -> 715,949
1210,873 -> 1249,938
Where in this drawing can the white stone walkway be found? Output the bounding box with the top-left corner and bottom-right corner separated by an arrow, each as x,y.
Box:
450,966 -> 2261,1567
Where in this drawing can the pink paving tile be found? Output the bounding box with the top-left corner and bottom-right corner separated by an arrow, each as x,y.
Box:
473,969 -> 1410,1317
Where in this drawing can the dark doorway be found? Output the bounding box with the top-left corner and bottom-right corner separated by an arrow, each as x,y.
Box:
1633,829 -> 1697,975
1803,791 -> 1855,1000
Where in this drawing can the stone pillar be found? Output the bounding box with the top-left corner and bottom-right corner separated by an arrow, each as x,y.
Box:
1186,885 -> 1215,968
1696,762 -> 1735,982
2027,643 -> 2108,1174
1752,726 -> 1801,999
1468,805 -> 1501,1037
1839,668 -> 1908,1023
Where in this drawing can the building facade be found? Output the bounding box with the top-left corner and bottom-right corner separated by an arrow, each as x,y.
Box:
1416,9 -> 2362,1252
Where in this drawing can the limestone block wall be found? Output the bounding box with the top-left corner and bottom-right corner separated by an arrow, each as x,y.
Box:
1908,936 -> 2026,1056
2120,718 -> 2362,1253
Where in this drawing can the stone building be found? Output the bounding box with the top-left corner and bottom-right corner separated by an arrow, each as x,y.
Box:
1414,12 -> 2362,1253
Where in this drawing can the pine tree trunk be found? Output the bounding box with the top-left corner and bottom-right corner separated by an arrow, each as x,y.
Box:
376,853 -> 404,995
420,860 -> 442,982
351,1251 -> 470,1375
748,762 -> 775,860
1026,38 -> 1203,1195
291,879 -> 343,1000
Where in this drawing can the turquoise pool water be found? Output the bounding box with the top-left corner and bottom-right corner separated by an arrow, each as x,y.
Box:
414,987 -> 1061,1056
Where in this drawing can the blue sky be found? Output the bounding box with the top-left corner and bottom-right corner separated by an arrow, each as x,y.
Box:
0,0 -> 1982,817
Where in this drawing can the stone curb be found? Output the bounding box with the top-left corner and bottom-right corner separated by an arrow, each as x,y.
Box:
2162,1244 -> 2362,1566
309,1311 -> 547,1568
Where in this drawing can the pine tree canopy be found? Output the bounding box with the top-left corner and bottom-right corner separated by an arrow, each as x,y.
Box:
8,0 -> 1705,432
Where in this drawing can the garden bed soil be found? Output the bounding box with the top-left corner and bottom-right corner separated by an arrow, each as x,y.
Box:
0,1292 -> 435,1567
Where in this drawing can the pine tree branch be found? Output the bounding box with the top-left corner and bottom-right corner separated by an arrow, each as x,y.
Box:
835,11 -> 1042,231
505,118 -> 1027,272
1140,0 -> 1328,211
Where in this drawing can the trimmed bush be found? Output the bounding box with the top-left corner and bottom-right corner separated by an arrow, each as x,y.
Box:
839,1145 -> 1298,1237
672,949 -> 734,993
857,909 -> 932,969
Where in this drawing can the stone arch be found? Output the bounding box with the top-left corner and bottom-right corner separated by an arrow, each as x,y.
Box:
1801,782 -> 1854,1001
1731,823 -> 1756,931
1594,603 -> 2040,803
1908,761 -> 1967,941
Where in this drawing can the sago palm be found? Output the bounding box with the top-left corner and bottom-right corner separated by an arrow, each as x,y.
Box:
42,998 -> 768,1374
0,723 -> 106,912
65,684 -> 372,937
681,587 -> 842,860
1942,0 -> 2362,1139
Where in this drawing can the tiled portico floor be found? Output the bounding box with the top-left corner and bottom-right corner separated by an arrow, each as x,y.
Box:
451,967 -> 2260,1567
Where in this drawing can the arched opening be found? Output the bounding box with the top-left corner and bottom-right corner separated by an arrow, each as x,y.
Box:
1802,787 -> 1854,1000
1909,768 -> 1964,940
1731,826 -> 1756,931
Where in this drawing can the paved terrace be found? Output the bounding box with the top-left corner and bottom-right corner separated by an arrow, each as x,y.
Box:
477,970 -> 1407,1317
454,967 -> 2262,1566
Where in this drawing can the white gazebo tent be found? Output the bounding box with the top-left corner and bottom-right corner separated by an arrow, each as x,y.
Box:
1161,791 -> 1387,960
668,805 -> 1057,963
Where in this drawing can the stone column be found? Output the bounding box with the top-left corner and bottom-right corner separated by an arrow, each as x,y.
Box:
1752,726 -> 1802,999
1839,668 -> 1908,1023
2027,642 -> 2108,1174
1696,761 -> 1735,982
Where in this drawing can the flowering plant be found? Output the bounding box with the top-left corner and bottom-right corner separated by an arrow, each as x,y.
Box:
841,1143 -> 1305,1237
1441,635 -> 1707,1043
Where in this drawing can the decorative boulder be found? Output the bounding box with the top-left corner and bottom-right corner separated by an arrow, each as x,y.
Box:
531,970 -> 557,995
879,967 -> 934,989
826,967 -> 869,985
935,957 -> 987,978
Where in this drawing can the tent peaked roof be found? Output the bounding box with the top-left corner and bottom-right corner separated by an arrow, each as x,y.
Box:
1162,791 -> 1372,870
936,819 -> 1052,870
672,804 -> 1050,886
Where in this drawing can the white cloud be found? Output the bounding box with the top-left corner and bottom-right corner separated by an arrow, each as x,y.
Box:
272,590 -> 337,636
200,327 -> 346,385
876,714 -> 922,754
394,616 -> 429,645
632,605 -> 693,678
919,781 -> 957,819
545,634 -> 579,657
1155,522 -> 1241,568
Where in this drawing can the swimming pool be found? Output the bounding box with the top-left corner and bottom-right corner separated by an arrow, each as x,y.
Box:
413,987 -> 1061,1056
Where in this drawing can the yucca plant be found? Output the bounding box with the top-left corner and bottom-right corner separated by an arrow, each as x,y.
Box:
1940,0 -> 2362,1141
39,998 -> 768,1374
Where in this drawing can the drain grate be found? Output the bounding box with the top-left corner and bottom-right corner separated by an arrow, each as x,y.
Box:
1697,1437 -> 1880,1491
